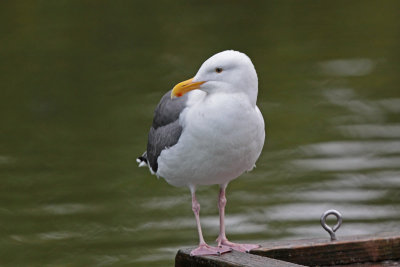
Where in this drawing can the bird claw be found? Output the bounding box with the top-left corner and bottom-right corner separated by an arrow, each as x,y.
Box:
190,244 -> 231,256
218,240 -> 260,253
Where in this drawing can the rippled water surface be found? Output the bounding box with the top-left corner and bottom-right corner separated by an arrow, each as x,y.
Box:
1,1 -> 400,266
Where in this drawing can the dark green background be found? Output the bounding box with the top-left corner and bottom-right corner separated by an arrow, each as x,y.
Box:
1,1 -> 399,266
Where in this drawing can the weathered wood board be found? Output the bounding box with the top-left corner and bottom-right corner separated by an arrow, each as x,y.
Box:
176,233 -> 400,267
251,232 -> 400,266
175,248 -> 304,267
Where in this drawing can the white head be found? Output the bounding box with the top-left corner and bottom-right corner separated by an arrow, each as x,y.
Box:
171,50 -> 258,106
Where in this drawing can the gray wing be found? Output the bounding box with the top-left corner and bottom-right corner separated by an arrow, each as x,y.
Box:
146,90 -> 188,173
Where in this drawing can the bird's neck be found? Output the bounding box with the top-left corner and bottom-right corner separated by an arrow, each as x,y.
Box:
247,89 -> 258,107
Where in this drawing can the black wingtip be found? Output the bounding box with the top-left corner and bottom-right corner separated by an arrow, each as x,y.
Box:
137,156 -> 148,164
137,151 -> 148,164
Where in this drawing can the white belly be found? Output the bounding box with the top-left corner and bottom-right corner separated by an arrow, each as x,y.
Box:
157,92 -> 265,187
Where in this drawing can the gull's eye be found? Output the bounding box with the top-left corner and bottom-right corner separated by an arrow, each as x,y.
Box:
215,67 -> 223,73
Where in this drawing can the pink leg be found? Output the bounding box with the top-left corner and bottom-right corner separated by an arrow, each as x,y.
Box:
189,186 -> 231,256
216,184 -> 260,253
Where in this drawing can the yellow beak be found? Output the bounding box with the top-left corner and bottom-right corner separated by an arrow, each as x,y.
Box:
171,78 -> 205,99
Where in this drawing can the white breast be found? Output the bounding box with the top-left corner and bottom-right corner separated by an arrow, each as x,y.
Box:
157,92 -> 265,187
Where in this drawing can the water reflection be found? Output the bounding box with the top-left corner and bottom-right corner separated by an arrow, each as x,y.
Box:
139,214 -> 266,234
338,124 -> 400,138
329,171 -> 400,188
319,58 -> 375,76
265,203 -> 399,221
289,223 -> 394,238
293,156 -> 400,171
290,189 -> 387,202
323,88 -> 386,122
299,141 -> 400,156
38,203 -> 99,215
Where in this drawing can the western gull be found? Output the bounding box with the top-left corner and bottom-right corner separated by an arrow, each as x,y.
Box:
137,50 -> 265,256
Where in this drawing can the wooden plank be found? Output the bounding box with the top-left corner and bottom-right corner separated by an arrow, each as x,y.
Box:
331,260 -> 400,267
251,232 -> 400,266
175,248 -> 305,267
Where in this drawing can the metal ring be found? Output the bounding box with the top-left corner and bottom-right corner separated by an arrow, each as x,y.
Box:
320,209 -> 342,241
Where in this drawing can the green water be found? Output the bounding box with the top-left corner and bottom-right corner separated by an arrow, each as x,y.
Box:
1,1 -> 400,266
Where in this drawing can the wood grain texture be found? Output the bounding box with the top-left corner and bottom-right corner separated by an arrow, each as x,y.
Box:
175,233 -> 400,267
251,232 -> 400,266
175,248 -> 305,267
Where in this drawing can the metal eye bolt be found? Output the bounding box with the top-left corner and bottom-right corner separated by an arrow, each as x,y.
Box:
320,209 -> 342,241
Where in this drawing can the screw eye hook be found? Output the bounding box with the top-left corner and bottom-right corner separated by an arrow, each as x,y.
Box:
320,209 -> 342,241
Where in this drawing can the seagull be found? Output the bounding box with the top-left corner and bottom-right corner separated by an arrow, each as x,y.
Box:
137,50 -> 265,256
